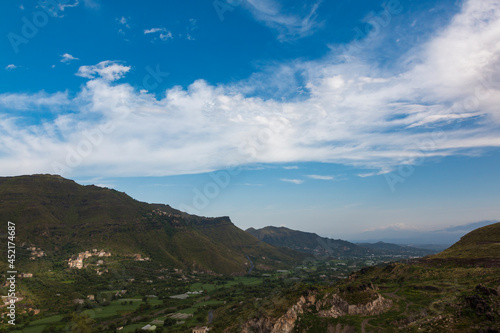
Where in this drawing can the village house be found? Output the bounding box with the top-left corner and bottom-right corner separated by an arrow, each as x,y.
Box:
192,326 -> 210,333
18,273 -> 33,278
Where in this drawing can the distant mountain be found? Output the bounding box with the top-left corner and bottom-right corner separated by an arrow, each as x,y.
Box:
246,226 -> 434,258
355,241 -> 436,256
0,175 -> 301,274
235,222 -> 500,332
347,220 -> 498,246
246,226 -> 367,258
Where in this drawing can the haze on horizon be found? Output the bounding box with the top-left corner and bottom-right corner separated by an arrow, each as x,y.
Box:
1,0 -> 500,238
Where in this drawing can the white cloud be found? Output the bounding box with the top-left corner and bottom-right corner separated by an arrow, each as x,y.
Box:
0,91 -> 69,110
159,32 -> 173,41
5,64 -> 17,70
280,178 -> 304,184
118,16 -> 128,26
144,28 -> 173,41
45,0 -> 79,17
243,0 -> 323,41
144,27 -> 165,34
0,0 -> 500,178
76,61 -> 131,81
283,166 -> 299,169
60,53 -> 79,63
307,175 -> 334,180
362,223 -> 419,232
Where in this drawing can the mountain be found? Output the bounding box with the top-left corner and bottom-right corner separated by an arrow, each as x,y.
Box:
246,226 -> 436,258
0,174 -> 301,274
347,220 -> 498,246
246,226 -> 369,258
355,241 -> 435,256
231,223 -> 500,332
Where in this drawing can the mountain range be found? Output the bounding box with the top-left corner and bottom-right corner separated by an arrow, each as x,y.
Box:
346,220 -> 499,247
247,226 -> 436,258
0,174 -> 302,274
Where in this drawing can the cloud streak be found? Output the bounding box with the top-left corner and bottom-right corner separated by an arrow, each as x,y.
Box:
243,0 -> 323,41
0,0 -> 500,178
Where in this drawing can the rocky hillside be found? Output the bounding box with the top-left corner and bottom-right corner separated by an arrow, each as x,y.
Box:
221,224 -> 500,332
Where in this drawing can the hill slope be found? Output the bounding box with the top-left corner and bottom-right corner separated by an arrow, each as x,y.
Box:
430,222 -> 500,261
0,174 -> 300,274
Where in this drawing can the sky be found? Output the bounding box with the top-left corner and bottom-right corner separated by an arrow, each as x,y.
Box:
1,0 -> 500,239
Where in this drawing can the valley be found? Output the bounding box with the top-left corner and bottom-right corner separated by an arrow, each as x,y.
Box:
0,175 -> 499,332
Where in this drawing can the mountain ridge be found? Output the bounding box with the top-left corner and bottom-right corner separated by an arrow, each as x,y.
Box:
0,174 -> 302,274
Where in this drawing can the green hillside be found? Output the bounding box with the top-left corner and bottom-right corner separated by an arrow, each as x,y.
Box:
0,174 -> 300,274
431,222 -> 500,260
225,224 -> 500,332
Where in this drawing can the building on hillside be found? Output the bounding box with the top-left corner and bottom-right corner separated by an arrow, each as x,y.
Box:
192,327 -> 210,333
18,273 -> 33,278
141,324 -> 156,331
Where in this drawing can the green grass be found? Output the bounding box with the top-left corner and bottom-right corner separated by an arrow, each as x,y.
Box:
12,326 -> 46,333
82,300 -> 142,318
27,314 -> 64,326
122,323 -> 149,332
193,300 -> 224,307
189,282 -> 216,292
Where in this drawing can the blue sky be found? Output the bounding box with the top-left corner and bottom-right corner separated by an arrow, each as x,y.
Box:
1,0 -> 500,239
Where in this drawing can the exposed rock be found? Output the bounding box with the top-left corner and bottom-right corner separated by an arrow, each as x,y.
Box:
242,288 -> 392,333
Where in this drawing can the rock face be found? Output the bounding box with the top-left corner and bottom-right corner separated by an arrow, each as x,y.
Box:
242,289 -> 392,333
316,293 -> 392,317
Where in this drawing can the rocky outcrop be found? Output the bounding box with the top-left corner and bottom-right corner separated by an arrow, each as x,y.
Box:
271,293 -> 317,332
316,293 -> 392,317
242,289 -> 392,333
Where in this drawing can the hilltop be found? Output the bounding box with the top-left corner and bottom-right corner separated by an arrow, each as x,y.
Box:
427,222 -> 500,264
0,174 -> 301,274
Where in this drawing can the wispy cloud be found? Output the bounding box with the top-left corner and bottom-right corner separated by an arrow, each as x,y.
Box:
283,166 -> 299,170
0,0 -> 499,177
243,0 -> 323,41
5,64 -> 17,71
307,175 -> 334,180
45,0 -> 79,17
144,27 -> 165,34
159,32 -> 173,41
118,16 -> 129,27
117,16 -> 131,38
362,223 -> 419,232
60,53 -> 79,63
280,178 -> 304,184
144,27 -> 173,41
